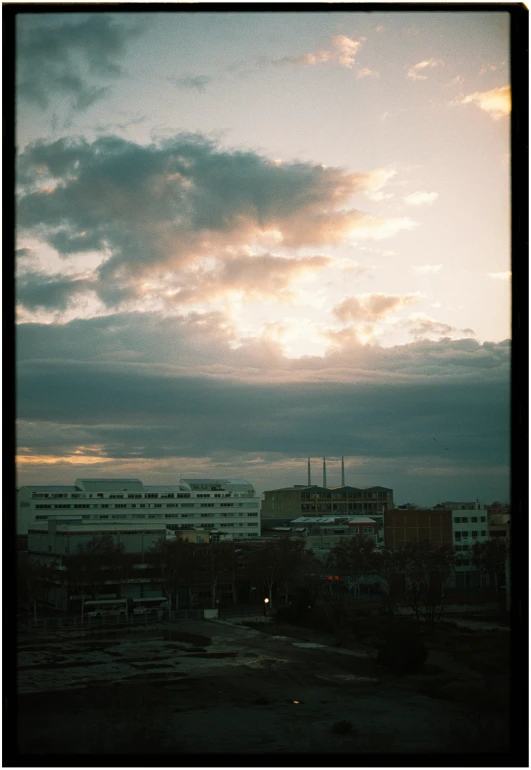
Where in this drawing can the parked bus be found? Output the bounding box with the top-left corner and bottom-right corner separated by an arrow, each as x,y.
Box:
132,597 -> 169,615
83,599 -> 128,617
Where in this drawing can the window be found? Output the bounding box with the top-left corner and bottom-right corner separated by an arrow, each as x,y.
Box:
109,495 -> 124,499
145,493 -> 158,499
453,517 -> 461,523
471,530 -> 478,538
115,504 -> 127,509
454,545 -> 463,551
362,526 -> 373,533
454,532 -> 461,540
481,530 -> 486,536
461,531 -> 469,538
461,517 -> 468,523
481,516 -> 486,522
471,517 -> 478,523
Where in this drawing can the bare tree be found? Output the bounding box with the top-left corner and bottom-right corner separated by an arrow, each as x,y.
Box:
372,547 -> 407,617
470,538 -> 507,593
196,541 -> 236,609
250,537 -> 310,606
402,541 -> 455,625
66,534 -> 126,619
150,537 -> 194,610
18,559 -> 56,621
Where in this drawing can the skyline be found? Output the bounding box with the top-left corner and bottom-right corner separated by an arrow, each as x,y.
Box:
15,9 -> 513,505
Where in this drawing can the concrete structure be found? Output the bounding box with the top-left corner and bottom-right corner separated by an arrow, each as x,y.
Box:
27,518 -> 176,558
289,515 -> 378,559
487,502 -> 511,545
261,484 -> 392,544
384,509 -> 453,550
17,477 -> 261,541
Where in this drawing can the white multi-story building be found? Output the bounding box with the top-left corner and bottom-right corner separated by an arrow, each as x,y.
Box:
444,501 -> 489,588
17,477 -> 261,541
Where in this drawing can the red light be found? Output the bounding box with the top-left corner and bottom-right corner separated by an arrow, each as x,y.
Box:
327,576 -> 333,581
334,576 -> 339,581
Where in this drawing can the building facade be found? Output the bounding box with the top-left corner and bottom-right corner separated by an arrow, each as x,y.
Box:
261,484 -> 392,544
384,509 -> 453,550
17,477 -> 261,541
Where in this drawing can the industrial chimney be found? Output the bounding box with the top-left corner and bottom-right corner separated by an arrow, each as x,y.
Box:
307,457 -> 311,486
322,457 -> 327,488
341,456 -> 345,486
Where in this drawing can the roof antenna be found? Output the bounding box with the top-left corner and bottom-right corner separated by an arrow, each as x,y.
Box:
341,456 -> 345,486
307,457 -> 311,486
323,457 -> 327,488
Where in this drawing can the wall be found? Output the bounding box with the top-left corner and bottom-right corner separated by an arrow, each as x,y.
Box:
384,510 -> 453,549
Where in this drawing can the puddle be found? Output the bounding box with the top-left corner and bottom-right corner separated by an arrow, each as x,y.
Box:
18,661 -> 103,671
184,652 -> 238,659
316,673 -> 377,683
292,643 -> 324,649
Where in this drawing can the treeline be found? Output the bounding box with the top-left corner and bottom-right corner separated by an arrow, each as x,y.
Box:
18,533 -> 508,621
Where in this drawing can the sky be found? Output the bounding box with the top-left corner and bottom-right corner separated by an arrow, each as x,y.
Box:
15,9 -> 512,505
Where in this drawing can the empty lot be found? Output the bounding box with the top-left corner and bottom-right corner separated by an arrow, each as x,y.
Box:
16,618 -> 510,756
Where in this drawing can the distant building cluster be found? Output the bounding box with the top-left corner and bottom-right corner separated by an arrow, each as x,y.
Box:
17,471 -> 510,612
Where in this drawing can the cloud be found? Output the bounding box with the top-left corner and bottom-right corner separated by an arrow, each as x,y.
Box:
411,264 -> 442,275
407,58 -> 443,81
333,293 -> 418,323
168,253 -> 331,304
404,313 -> 476,341
167,74 -> 214,92
16,270 -> 95,311
404,191 -> 439,206
460,85 -> 511,119
358,168 -> 396,201
16,15 -> 147,111
487,271 -> 511,280
332,35 -> 366,68
273,34 -> 366,70
17,133 -> 415,310
356,67 -> 378,79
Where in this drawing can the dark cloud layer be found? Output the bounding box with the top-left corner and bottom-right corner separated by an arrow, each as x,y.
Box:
17,15 -> 146,111
16,313 -> 510,490
16,358 -> 509,467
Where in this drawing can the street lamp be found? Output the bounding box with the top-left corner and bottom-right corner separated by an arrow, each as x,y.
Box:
263,597 -> 270,616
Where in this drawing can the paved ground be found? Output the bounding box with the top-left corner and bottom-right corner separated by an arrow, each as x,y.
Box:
16,619 -> 509,756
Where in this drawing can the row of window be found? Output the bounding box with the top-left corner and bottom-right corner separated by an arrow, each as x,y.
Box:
30,492 -> 241,500
454,516 -> 486,523
454,530 -> 486,539
35,502 -> 259,510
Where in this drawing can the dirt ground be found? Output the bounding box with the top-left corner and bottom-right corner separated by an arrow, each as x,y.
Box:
15,617 -> 511,757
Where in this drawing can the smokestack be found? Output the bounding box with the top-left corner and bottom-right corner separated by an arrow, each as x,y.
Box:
307,457 -> 311,486
341,456 -> 345,486
323,457 -> 327,488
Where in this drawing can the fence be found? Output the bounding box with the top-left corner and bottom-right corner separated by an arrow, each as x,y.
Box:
18,609 -> 203,632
